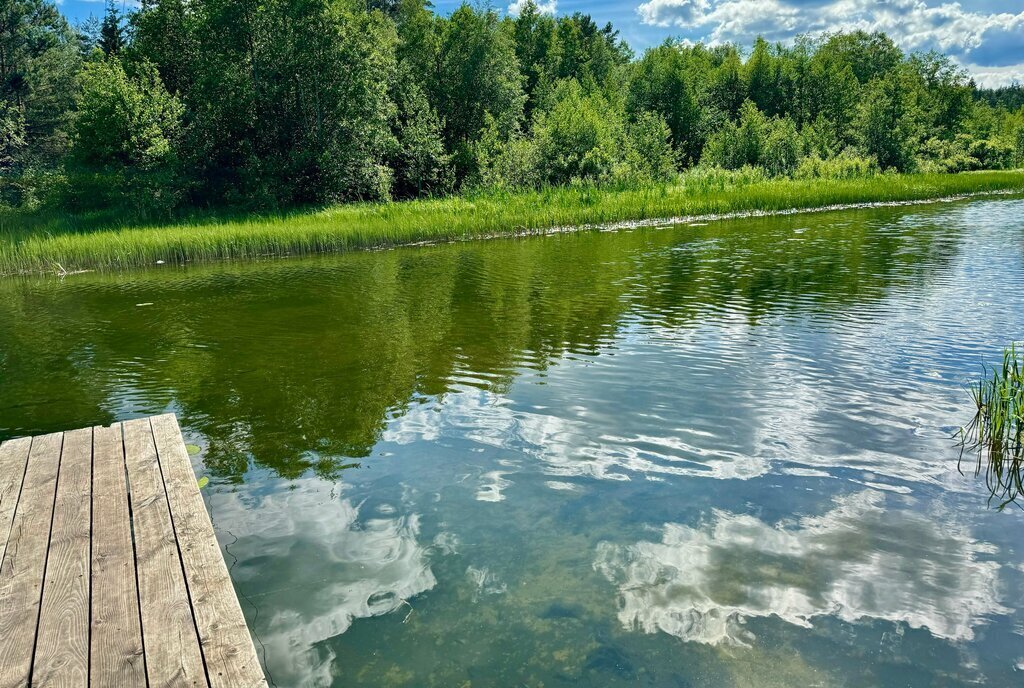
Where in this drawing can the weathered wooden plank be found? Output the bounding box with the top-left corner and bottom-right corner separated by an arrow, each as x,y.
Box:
90,423 -> 146,688
32,428 -> 93,687
0,431 -> 63,688
123,417 -> 208,688
0,436 -> 32,564
152,414 -> 267,688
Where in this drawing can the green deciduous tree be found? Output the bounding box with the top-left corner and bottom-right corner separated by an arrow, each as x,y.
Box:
855,68 -> 923,171
817,31 -> 902,85
431,4 -> 524,181
625,111 -> 676,181
390,73 -> 452,198
532,80 -> 622,184
4,0 -> 1023,215
626,42 -> 701,164
745,37 -> 785,117
72,57 -> 181,169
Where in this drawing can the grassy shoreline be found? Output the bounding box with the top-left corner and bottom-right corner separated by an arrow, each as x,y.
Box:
2,170 -> 1024,275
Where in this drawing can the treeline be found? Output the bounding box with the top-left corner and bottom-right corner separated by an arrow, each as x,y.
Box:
2,0 -> 1024,214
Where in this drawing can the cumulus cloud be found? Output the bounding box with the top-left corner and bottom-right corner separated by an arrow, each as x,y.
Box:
594,490 -> 1008,645
509,0 -> 557,16
636,0 -> 1024,84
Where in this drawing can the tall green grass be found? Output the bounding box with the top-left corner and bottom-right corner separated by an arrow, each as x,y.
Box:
958,344 -> 1024,510
2,169 -> 1023,275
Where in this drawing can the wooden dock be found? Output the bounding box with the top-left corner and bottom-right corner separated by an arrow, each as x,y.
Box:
0,414 -> 267,688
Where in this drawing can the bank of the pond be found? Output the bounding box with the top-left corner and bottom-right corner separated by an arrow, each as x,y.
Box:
2,170 -> 1023,275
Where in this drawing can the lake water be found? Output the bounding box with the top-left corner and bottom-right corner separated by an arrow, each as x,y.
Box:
2,198 -> 1024,686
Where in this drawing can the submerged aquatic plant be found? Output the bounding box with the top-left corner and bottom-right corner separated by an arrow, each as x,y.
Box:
957,344 -> 1024,509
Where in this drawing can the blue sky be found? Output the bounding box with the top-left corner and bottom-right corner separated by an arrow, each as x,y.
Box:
58,0 -> 1024,86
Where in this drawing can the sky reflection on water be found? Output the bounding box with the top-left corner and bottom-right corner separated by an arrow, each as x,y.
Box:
595,490 -> 1006,646
2,198 -> 1024,685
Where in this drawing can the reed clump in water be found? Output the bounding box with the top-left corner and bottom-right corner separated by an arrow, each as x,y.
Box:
2,169 -> 1023,275
958,344 -> 1024,509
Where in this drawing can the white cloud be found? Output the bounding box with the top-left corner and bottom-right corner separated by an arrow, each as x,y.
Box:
962,63 -> 1024,88
595,490 -> 1008,645
508,0 -> 558,16
636,0 -> 1024,84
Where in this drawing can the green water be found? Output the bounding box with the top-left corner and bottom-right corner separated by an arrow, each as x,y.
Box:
2,199 -> 1023,686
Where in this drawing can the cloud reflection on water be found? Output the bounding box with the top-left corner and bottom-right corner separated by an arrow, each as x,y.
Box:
383,385 -> 773,482
215,483 -> 436,686
594,490 -> 1007,646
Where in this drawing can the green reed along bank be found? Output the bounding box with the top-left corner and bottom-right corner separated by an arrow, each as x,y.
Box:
2,170 -> 1023,275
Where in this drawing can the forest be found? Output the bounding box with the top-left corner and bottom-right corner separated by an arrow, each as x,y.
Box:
2,0 -> 1024,216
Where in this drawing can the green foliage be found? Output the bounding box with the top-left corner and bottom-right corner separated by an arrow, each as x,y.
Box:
816,31 -> 902,85
532,81 -> 625,184
855,68 -> 921,171
702,100 -> 800,175
958,344 -> 1024,509
511,1 -> 557,117
3,170 -> 1021,275
479,80 -> 675,188
181,0 -> 399,206
431,4 -> 524,181
800,115 -> 843,159
625,112 -> 676,182
745,37 -> 785,117
0,0 -> 80,179
910,52 -> 972,137
0,102 -> 27,175
706,48 -> 746,118
99,1 -> 126,56
763,116 -> 801,177
967,137 -> 1015,170
626,43 -> 701,164
63,56 -> 182,213
72,58 -> 181,170
549,12 -> 631,90
804,52 -> 859,141
793,152 -> 879,180
4,0 -> 1024,216
389,75 -> 452,198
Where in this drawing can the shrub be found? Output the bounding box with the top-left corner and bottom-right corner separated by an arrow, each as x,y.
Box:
801,115 -> 843,159
763,117 -> 801,177
624,112 -> 677,182
72,57 -> 182,170
681,165 -> 769,192
532,81 -> 625,185
793,152 -> 879,179
968,137 -> 1015,170
702,101 -> 802,176
701,101 -> 763,170
475,120 -> 542,190
478,80 -> 678,189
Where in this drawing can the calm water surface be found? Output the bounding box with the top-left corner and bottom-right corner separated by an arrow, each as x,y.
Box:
2,199 -> 1024,686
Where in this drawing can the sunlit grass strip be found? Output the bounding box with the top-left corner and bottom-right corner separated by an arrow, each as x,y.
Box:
1,170 -> 1023,274
958,344 -> 1024,510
